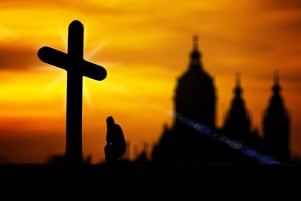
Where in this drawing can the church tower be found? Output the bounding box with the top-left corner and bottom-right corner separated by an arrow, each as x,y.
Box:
152,36 -> 257,164
263,71 -> 290,162
173,36 -> 216,129
223,73 -> 251,143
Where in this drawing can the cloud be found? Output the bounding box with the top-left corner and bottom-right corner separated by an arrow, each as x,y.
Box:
280,71 -> 301,85
248,68 -> 301,86
250,0 -> 301,33
0,0 -> 144,16
276,16 -> 301,32
0,44 -> 41,70
260,0 -> 301,10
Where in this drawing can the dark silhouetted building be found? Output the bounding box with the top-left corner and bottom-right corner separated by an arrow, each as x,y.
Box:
151,36 -> 292,164
223,73 -> 251,141
174,35 -> 216,130
222,73 -> 263,152
263,71 -> 290,162
152,36 -> 257,164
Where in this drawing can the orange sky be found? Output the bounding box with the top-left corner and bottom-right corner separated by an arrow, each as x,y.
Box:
0,0 -> 301,164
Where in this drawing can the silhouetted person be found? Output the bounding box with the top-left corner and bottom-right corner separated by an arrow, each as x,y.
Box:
104,116 -> 126,162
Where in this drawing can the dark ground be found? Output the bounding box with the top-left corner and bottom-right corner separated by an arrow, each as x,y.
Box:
0,161 -> 300,197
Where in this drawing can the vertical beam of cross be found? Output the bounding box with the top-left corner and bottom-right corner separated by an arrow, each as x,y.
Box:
38,20 -> 107,165
66,20 -> 84,165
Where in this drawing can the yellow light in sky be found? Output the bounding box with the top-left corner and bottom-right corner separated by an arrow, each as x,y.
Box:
0,0 -> 301,164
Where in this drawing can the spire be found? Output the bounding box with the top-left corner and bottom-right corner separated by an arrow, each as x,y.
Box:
263,70 -> 290,162
193,35 -> 198,50
273,70 -> 281,95
236,72 -> 241,87
234,72 -> 242,96
223,72 -> 251,142
190,34 -> 201,60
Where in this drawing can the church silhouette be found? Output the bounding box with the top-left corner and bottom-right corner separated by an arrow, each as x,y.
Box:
151,36 -> 290,164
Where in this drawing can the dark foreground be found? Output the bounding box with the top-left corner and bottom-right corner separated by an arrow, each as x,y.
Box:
0,161 -> 300,196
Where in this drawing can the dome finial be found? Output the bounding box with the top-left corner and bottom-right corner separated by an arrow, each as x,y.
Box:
193,35 -> 198,50
274,70 -> 279,85
234,72 -> 242,96
273,70 -> 281,94
236,72 -> 241,87
189,35 -> 202,67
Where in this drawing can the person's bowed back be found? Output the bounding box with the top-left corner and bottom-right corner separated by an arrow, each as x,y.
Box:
104,116 -> 126,162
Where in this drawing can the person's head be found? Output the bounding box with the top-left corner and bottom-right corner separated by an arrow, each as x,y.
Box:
106,116 -> 114,125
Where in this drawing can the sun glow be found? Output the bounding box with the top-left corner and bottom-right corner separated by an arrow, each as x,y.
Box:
0,0 -> 300,163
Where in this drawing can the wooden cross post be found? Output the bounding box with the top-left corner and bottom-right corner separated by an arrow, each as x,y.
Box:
37,20 -> 107,165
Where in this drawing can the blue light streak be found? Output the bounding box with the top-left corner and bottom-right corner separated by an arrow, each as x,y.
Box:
175,113 -> 281,165
104,81 -> 281,165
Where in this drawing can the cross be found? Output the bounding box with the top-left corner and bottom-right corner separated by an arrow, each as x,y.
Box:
37,20 -> 107,165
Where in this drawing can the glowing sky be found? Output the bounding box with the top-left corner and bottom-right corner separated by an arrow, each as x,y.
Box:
0,0 -> 301,163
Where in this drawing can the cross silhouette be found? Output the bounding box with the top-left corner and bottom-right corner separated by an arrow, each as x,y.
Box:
38,20 -> 107,165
